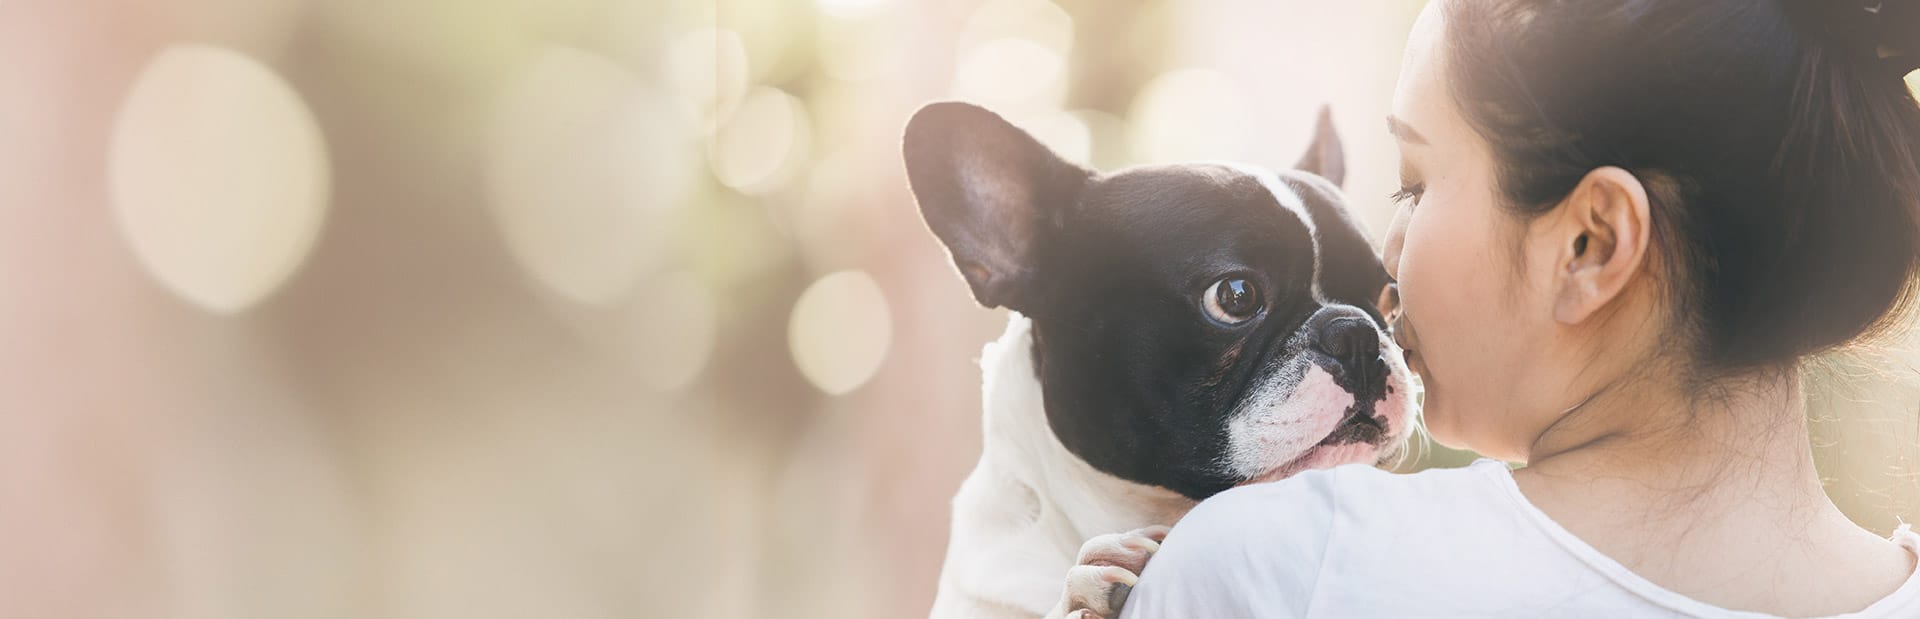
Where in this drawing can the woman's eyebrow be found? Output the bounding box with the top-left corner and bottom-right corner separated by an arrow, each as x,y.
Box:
1387,115 -> 1429,145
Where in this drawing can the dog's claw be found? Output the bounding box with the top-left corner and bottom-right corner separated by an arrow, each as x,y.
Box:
1121,536 -> 1161,554
1097,565 -> 1138,586
1107,582 -> 1132,611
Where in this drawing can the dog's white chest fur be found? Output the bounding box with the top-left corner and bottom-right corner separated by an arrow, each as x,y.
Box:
929,314 -> 1196,619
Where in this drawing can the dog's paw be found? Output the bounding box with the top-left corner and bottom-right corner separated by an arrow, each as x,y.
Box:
1048,525 -> 1170,619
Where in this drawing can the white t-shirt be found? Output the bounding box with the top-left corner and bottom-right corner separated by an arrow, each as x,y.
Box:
1121,459 -> 1920,618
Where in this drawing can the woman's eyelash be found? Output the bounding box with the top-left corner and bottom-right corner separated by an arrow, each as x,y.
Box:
1389,182 -> 1426,206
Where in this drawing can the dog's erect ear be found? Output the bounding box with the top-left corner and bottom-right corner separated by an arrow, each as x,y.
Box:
903,102 -> 1091,311
1293,106 -> 1345,188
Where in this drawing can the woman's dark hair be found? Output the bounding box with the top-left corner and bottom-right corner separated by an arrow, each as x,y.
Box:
1442,0 -> 1920,372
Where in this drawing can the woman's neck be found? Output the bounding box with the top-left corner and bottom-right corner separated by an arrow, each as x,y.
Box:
1511,365 -> 1913,615
1524,365 -> 1819,496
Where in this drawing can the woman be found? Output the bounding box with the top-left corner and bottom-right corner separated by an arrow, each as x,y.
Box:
1106,0 -> 1920,617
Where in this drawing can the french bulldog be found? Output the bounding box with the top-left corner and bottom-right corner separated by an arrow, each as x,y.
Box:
903,102 -> 1416,619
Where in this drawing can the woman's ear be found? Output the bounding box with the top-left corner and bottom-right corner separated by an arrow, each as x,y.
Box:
1550,166 -> 1651,325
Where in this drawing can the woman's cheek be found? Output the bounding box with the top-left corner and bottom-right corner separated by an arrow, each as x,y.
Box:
1395,198 -> 1478,450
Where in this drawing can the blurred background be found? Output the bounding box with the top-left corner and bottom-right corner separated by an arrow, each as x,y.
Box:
2,0 -> 1918,617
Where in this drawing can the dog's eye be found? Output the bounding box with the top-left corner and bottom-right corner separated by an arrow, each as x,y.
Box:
1203,278 -> 1263,324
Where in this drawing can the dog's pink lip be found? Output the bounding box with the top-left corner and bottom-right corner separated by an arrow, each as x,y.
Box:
1237,440 -> 1379,486
1237,316 -> 1415,488
1235,414 -> 1384,487
1237,450 -> 1321,486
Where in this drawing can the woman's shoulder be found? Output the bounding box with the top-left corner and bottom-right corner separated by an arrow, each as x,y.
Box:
1192,458 -> 1513,521
1150,460 -> 1521,571
1156,459 -> 1527,577
1123,461 -> 1523,617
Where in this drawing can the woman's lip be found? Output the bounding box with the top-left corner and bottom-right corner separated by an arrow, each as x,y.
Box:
1392,315 -> 1424,379
1390,314 -> 1416,352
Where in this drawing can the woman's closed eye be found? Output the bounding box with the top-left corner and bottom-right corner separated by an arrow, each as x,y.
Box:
1390,182 -> 1426,208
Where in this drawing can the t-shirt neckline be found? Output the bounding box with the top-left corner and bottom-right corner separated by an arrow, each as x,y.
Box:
1471,458 -> 1920,619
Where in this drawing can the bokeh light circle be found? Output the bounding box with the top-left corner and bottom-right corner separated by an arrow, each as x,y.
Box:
816,0 -> 891,20
1128,68 -> 1254,163
709,86 -> 811,195
817,10 -> 907,82
950,38 -> 1066,110
486,46 -> 693,305
665,28 -> 749,134
788,270 -> 892,395
1012,110 -> 1092,165
1071,109 -> 1130,170
108,44 -> 330,314
960,0 -> 1075,56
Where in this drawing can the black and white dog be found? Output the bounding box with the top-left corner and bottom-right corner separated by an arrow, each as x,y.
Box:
904,102 -> 1416,619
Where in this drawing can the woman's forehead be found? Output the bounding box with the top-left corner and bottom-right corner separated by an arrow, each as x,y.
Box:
1391,2 -> 1468,153
1400,1 -> 1447,80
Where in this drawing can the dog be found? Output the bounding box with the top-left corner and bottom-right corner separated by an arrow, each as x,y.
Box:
903,102 -> 1417,619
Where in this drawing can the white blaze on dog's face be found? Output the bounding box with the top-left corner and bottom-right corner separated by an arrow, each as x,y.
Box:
1224,302 -> 1418,485
904,102 -> 1418,500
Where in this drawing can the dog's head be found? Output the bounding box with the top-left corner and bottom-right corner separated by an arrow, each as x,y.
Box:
903,102 -> 1415,500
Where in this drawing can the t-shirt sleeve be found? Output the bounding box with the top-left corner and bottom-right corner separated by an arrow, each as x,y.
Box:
1118,472 -> 1343,619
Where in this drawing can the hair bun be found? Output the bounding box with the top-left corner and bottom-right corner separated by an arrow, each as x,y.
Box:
1874,1 -> 1920,76
1810,0 -> 1920,76
1843,0 -> 1920,75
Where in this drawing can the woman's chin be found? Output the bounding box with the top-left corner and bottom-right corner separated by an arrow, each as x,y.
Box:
1415,398 -> 1475,453
1401,354 -> 1462,451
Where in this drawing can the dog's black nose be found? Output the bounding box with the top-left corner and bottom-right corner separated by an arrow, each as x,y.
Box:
1308,306 -> 1381,384
1316,317 -> 1378,369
